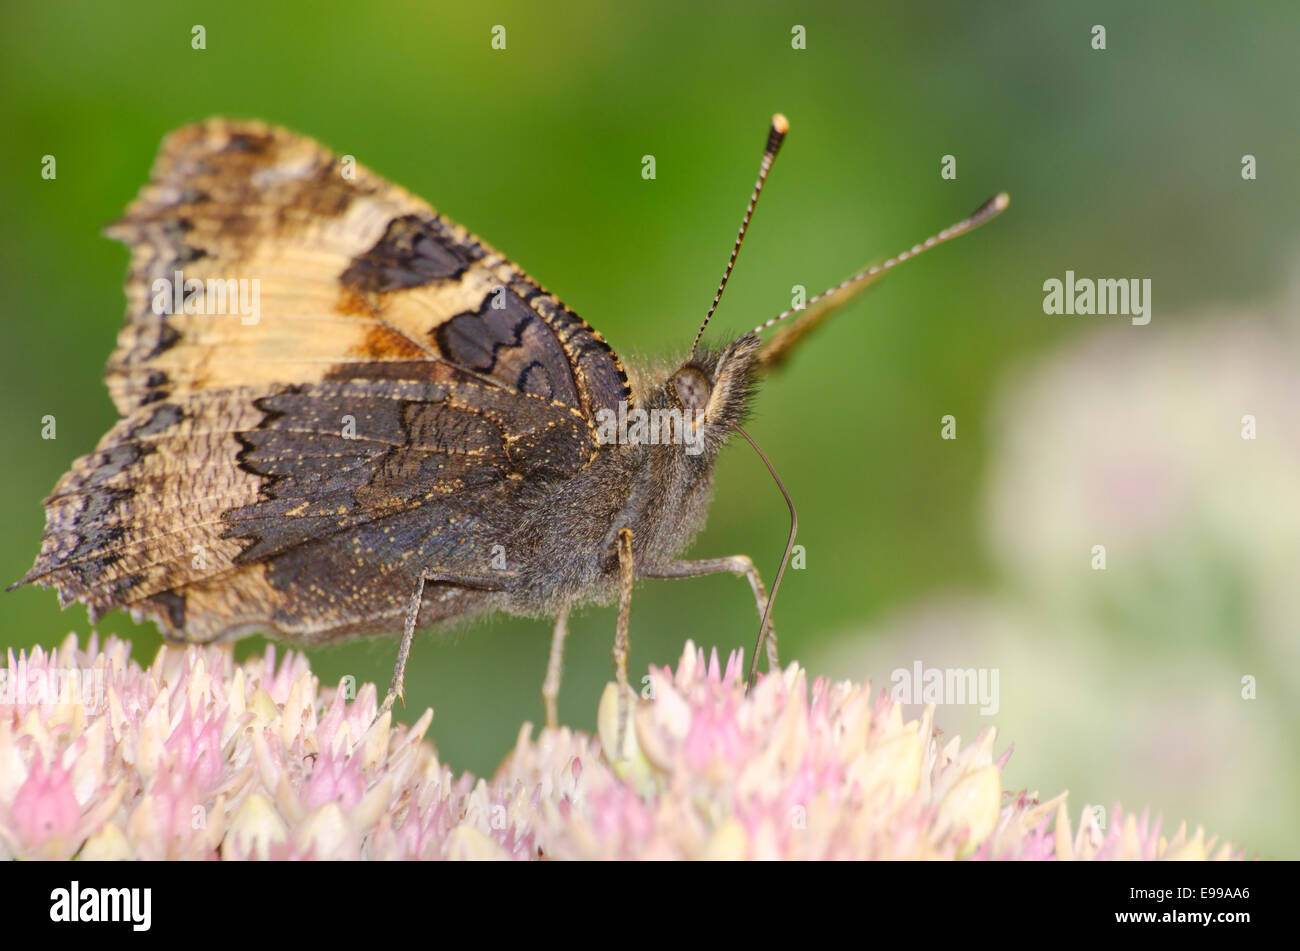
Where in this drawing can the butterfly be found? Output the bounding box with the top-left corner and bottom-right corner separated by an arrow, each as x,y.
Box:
15,114 -> 1006,733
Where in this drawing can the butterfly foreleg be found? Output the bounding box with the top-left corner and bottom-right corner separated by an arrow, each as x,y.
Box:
541,604 -> 570,729
611,527 -> 636,753
377,567 -> 512,721
643,555 -> 778,673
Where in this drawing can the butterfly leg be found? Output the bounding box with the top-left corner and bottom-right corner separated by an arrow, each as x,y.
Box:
643,556 -> 778,672
541,604 -> 570,729
378,567 -> 511,720
612,527 -> 636,752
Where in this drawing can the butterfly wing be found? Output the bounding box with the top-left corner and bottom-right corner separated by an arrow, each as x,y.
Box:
19,119 -> 618,641
104,118 -> 630,417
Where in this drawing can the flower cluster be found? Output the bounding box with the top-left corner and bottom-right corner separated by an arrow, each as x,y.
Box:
0,634 -> 1243,860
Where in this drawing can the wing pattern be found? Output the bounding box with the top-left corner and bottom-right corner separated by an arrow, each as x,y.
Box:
20,119 -> 620,641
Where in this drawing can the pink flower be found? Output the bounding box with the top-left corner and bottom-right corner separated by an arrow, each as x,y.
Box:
0,634 -> 1248,860
164,709 -> 225,796
303,751 -> 364,811
9,753 -> 80,855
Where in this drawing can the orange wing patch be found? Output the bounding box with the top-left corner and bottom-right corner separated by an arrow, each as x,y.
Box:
18,119 -> 623,643
105,119 -> 631,419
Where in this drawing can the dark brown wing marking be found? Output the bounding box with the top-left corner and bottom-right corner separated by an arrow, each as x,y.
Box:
19,117 -> 624,641
19,379 -> 597,641
103,118 -> 632,418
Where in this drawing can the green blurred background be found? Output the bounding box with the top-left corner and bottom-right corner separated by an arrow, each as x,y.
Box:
3,2 -> 1297,856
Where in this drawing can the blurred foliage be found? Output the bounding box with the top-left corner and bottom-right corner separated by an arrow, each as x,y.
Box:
2,1 -> 1296,854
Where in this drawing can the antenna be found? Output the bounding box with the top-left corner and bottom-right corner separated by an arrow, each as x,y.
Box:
690,113 -> 789,356
756,192 -> 1010,367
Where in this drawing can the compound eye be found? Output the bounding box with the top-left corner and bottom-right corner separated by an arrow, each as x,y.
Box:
672,367 -> 712,411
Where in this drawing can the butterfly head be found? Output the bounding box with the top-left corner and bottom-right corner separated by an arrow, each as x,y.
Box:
659,332 -> 761,458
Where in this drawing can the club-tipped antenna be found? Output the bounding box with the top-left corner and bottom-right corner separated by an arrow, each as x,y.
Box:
755,192 -> 1010,367
690,113 -> 790,356
728,422 -> 798,689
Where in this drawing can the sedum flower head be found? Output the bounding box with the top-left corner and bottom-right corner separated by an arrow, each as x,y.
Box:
0,635 -> 1245,860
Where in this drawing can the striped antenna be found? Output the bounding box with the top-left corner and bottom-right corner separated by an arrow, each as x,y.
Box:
755,192 -> 1010,367
690,113 -> 790,356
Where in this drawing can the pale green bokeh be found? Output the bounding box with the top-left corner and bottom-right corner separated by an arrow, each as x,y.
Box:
2,1 -> 1296,855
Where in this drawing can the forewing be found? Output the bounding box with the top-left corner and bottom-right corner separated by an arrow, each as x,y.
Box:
104,118 -> 631,417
